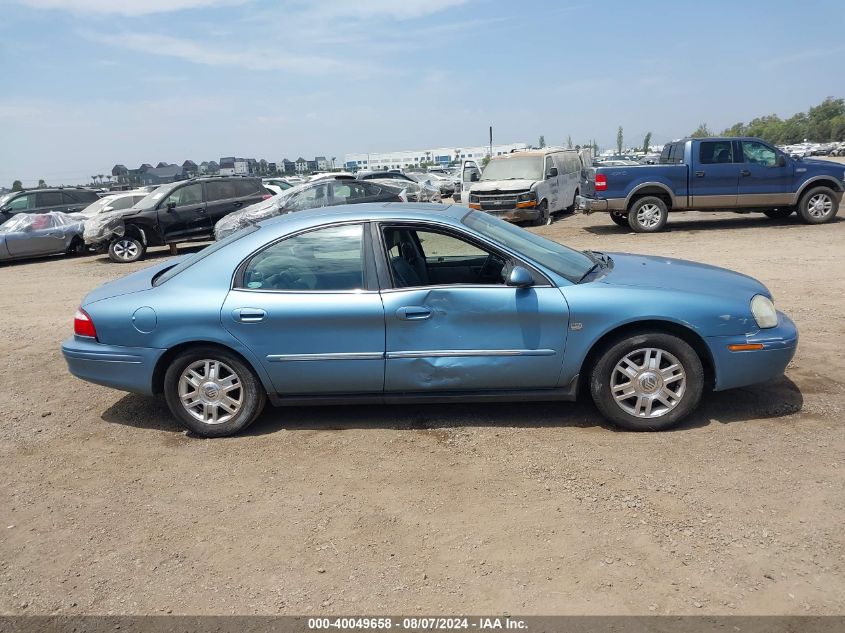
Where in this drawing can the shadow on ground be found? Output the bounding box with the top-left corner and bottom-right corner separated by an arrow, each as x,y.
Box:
100,376 -> 803,437
582,214 -> 841,236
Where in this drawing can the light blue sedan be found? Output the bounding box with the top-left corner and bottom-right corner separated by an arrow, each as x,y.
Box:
61,203 -> 798,437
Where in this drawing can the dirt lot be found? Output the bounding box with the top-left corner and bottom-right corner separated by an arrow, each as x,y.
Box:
1,206 -> 843,616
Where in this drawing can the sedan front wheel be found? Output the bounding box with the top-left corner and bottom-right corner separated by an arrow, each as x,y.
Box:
590,332 -> 704,431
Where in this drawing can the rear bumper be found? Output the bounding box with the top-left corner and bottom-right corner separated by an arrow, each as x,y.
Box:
576,195 -> 628,213
706,312 -> 798,391
62,336 -> 165,395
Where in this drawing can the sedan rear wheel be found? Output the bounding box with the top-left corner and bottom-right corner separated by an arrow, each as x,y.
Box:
108,236 -> 146,263
590,332 -> 704,431
164,346 -> 266,437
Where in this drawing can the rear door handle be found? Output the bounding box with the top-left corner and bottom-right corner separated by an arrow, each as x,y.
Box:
396,306 -> 432,320
695,171 -> 705,178
233,201 -> 244,208
740,169 -> 751,177
233,308 -> 266,323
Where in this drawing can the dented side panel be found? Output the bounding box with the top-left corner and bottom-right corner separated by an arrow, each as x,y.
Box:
381,286 -> 569,392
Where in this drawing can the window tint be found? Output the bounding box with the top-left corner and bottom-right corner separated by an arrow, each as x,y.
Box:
235,179 -> 261,197
241,224 -> 364,291
206,180 -> 236,201
699,141 -> 734,164
741,141 -> 777,167
36,191 -> 63,207
287,183 -> 329,211
165,183 -> 203,207
331,181 -> 371,204
7,194 -> 34,212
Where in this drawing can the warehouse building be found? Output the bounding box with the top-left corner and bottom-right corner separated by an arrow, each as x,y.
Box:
343,142 -> 529,172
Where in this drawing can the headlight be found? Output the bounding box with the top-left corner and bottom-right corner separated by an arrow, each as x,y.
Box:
469,195 -> 479,203
517,192 -> 537,202
751,294 -> 778,329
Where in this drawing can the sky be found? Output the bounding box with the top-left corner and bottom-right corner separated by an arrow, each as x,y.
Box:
1,0 -> 844,186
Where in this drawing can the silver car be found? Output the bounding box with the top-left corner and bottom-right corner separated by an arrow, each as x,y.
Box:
0,212 -> 86,262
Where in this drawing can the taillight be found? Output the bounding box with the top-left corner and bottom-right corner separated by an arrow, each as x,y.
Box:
74,308 -> 97,339
595,174 -> 608,192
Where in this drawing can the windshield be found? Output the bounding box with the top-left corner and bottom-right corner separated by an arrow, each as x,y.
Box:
0,214 -> 31,232
0,193 -> 16,207
80,196 -> 114,217
463,211 -> 594,283
134,181 -> 182,210
481,156 -> 543,181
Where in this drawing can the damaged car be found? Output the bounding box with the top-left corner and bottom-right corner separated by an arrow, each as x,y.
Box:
83,176 -> 272,263
214,177 -> 403,240
1,211 -> 86,262
62,203 -> 798,438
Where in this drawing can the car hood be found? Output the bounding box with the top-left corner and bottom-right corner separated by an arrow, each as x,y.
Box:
472,179 -> 536,192
800,158 -> 845,173
81,258 -> 184,306
596,252 -> 770,299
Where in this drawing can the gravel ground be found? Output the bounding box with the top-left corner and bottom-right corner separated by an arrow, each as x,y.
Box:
0,206 -> 843,616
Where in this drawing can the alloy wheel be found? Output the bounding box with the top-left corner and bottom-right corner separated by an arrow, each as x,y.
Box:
610,347 -> 686,418
807,193 -> 833,218
178,359 -> 243,425
636,204 -> 662,229
112,239 -> 139,261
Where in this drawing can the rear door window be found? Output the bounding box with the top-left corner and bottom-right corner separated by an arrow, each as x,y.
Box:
36,191 -> 63,208
206,180 -> 237,201
699,141 -> 735,164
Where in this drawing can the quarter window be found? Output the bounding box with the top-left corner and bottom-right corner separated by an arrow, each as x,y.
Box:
241,224 -> 365,291
741,141 -> 777,167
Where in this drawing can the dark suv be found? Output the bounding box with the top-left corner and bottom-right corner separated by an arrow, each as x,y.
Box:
85,176 -> 271,263
0,188 -> 101,221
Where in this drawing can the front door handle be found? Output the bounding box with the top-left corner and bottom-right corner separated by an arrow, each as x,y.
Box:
233,308 -> 266,323
740,169 -> 751,177
233,201 -> 244,208
396,306 -> 431,321
694,171 -> 705,178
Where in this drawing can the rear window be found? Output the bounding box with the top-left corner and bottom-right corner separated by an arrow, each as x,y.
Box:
153,224 -> 259,286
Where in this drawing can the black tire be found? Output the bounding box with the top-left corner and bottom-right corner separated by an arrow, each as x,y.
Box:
628,196 -> 669,233
532,200 -> 552,226
763,208 -> 794,220
610,211 -> 628,227
66,236 -> 86,256
108,235 -> 146,263
797,186 -> 839,224
566,190 -> 579,214
163,346 -> 267,438
589,332 -> 704,431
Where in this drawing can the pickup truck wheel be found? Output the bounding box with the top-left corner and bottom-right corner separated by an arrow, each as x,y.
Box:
108,236 -> 146,263
763,208 -> 794,219
628,197 -> 668,232
610,211 -> 628,227
798,186 -> 839,224
590,332 -> 704,431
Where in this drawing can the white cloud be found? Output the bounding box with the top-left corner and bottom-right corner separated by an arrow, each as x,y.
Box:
16,0 -> 247,17
296,0 -> 469,20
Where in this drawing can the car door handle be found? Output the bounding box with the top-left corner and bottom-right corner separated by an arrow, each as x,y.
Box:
695,171 -> 705,178
196,207 -> 207,214
233,201 -> 243,208
396,306 -> 432,320
233,308 -> 266,323
740,169 -> 751,177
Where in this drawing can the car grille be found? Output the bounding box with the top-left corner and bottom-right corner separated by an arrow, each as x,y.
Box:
475,193 -> 520,210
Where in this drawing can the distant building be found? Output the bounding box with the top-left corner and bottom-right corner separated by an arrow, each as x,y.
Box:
282,159 -> 295,175
315,156 -> 330,171
219,157 -> 251,176
295,157 -> 308,173
344,142 -> 529,171
182,160 -> 198,175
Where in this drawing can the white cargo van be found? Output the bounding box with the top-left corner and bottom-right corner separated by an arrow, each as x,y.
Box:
467,149 -> 584,225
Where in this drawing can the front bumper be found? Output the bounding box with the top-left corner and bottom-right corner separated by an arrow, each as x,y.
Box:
706,312 -> 798,391
575,195 -> 608,214
468,204 -> 539,223
62,336 -> 165,395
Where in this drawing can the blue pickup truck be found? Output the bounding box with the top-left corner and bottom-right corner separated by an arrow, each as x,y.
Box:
577,137 -> 844,232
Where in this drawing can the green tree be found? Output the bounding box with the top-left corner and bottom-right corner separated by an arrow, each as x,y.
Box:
37,179 -> 46,188
566,135 -> 573,149
690,123 -> 712,138
642,132 -> 652,154
538,135 -> 546,148
12,180 -> 23,191
616,126 -> 623,155
482,155 -> 491,167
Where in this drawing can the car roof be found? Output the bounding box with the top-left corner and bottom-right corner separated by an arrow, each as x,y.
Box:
258,202 -> 466,232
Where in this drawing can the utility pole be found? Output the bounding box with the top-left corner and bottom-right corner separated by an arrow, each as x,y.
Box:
489,125 -> 493,159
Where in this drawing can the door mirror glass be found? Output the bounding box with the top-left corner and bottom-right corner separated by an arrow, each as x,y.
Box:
546,167 -> 558,178
506,266 -> 533,288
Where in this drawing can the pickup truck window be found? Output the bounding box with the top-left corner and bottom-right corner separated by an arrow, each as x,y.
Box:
699,141 -> 735,164
741,141 -> 777,167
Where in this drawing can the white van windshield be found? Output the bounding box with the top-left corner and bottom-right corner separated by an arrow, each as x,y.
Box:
481,156 -> 543,181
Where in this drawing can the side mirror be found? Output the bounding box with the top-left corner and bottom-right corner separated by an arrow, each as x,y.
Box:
506,266 -> 533,288
546,167 -> 558,178
777,155 -> 787,167
470,172 -> 480,182
166,200 -> 177,210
